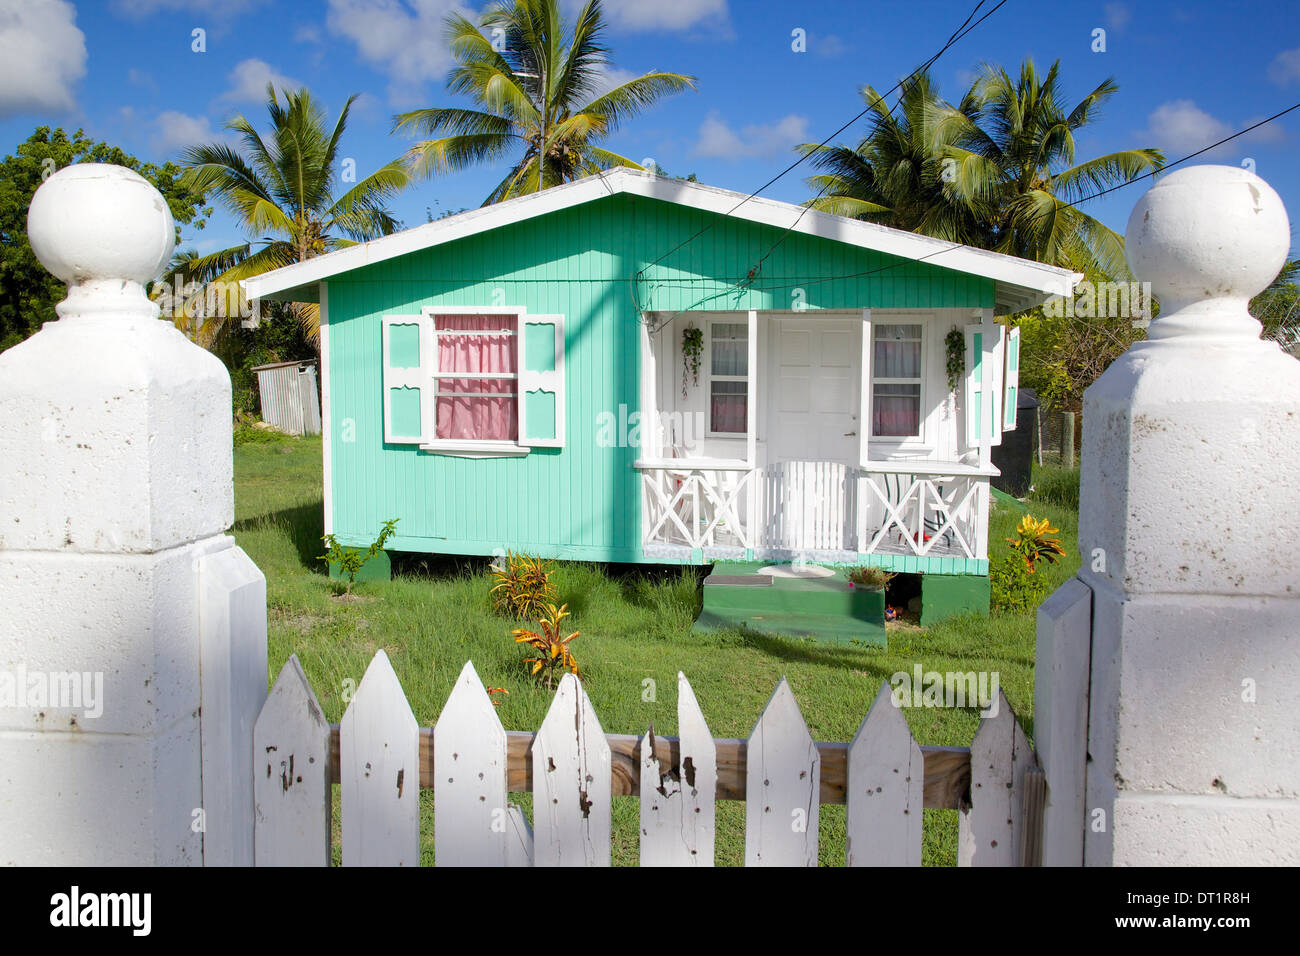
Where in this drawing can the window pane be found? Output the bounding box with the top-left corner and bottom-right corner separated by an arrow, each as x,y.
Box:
435,314 -> 517,440
436,391 -> 518,441
711,322 -> 748,376
436,314 -> 517,375
872,383 -> 921,437
873,337 -> 921,378
711,380 -> 746,433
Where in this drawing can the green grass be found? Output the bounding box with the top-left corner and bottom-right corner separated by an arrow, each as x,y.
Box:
234,436 -> 1081,866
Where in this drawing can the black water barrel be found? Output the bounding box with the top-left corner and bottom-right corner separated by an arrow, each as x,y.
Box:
991,387 -> 1039,497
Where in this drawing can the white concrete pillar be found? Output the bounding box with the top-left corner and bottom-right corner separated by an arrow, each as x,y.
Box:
0,164 -> 264,865
1079,165 -> 1300,864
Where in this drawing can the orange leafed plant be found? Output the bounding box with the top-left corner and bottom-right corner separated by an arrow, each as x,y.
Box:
512,602 -> 580,689
1006,514 -> 1067,573
490,550 -> 557,619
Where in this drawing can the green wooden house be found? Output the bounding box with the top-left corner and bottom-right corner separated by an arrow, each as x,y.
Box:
244,168 -> 1078,623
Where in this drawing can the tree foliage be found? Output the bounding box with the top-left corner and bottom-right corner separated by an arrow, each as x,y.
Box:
0,127 -> 210,352
800,59 -> 1165,278
179,85 -> 412,349
394,0 -> 696,204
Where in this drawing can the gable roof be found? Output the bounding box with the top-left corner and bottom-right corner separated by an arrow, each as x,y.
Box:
241,167 -> 1081,314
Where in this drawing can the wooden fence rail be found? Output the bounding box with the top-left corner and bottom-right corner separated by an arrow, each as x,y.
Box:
254,652 -> 1040,867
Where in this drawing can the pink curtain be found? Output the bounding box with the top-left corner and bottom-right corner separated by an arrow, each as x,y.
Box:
435,314 -> 517,440
710,389 -> 746,433
872,385 -> 921,436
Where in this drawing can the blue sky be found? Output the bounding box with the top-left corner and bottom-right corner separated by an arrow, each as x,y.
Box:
2,0 -> 1297,261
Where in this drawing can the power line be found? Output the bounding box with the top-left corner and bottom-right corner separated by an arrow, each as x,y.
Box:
634,0 -> 1005,286
646,98 -> 1300,306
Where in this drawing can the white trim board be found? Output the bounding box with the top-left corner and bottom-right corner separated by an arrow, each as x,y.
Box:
243,168 -> 1081,314
320,281 -> 332,535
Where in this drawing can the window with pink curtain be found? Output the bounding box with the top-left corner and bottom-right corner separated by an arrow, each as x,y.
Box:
871,323 -> 922,438
709,321 -> 748,434
433,314 -> 518,441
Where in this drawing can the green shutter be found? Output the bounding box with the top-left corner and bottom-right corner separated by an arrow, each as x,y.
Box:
382,315 -> 429,444
519,314 -> 565,447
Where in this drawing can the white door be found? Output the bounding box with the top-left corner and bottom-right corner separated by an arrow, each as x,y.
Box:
767,316 -> 861,464
761,316 -> 861,552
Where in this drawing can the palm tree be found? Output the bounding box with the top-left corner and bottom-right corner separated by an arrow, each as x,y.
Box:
948,59 -> 1164,277
178,84 -> 412,347
798,74 -> 993,247
394,0 -> 696,205
801,60 -> 1165,278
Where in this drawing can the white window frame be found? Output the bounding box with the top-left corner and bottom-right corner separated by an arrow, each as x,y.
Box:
705,316 -> 750,439
869,320 -> 926,444
420,305 -> 529,457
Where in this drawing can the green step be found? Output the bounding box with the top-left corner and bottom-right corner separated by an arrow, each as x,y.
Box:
695,562 -> 887,646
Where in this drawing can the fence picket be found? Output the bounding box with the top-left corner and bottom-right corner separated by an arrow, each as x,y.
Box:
341,650 -> 420,866
532,673 -> 611,866
639,673 -> 717,866
957,689 -> 1036,867
253,655 -> 331,866
745,678 -> 819,866
434,661 -> 508,866
846,682 -> 923,866
504,803 -> 534,866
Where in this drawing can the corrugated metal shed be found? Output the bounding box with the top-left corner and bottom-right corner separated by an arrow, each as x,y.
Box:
252,360 -> 321,436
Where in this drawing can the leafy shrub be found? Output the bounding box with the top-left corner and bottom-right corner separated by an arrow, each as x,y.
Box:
1007,514 -> 1067,573
233,418 -> 294,447
991,513 -> 1067,614
846,566 -> 896,590
989,551 -> 1051,614
320,519 -> 399,596
490,551 -> 557,619
512,602 -> 580,688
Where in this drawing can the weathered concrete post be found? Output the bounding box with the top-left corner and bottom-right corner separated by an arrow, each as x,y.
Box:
1037,164 -> 1300,866
0,164 -> 266,865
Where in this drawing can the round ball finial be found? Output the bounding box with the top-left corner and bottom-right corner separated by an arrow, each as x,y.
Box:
27,163 -> 176,288
1125,165 -> 1289,314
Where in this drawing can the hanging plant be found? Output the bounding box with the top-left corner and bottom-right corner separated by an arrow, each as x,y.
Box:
945,327 -> 965,393
681,326 -> 703,397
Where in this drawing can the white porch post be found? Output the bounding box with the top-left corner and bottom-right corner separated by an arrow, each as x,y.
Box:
0,165 -> 267,865
1038,165 -> 1300,866
856,309 -> 872,555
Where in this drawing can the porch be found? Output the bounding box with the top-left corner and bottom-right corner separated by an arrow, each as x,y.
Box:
637,458 -> 992,570
636,307 -> 1011,571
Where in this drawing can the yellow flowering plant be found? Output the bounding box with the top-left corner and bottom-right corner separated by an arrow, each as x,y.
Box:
512,603 -> 580,689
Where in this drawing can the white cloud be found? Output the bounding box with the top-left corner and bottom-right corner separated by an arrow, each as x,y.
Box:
589,64 -> 638,99
112,0 -> 265,15
576,0 -> 729,32
152,109 -> 222,156
1141,100 -> 1287,159
1103,2 -> 1131,31
1142,100 -> 1232,155
1268,47 -> 1300,86
814,33 -> 847,58
0,0 -> 86,118
219,58 -> 304,103
326,0 -> 465,106
692,111 -> 809,160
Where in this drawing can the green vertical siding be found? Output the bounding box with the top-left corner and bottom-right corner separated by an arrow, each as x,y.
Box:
325,194 -> 995,562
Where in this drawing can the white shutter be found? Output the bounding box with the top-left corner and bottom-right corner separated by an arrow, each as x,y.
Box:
963,324 -> 984,448
519,314 -> 565,448
1003,325 -> 1021,431
986,320 -> 1005,448
382,314 -> 431,444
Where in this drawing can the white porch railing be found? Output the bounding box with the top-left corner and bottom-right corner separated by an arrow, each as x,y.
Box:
638,459 -> 991,561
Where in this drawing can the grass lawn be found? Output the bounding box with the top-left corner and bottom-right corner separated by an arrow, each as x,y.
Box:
233,431 -> 1081,866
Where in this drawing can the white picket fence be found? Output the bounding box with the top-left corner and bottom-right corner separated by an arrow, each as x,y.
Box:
252,652 -> 1043,867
